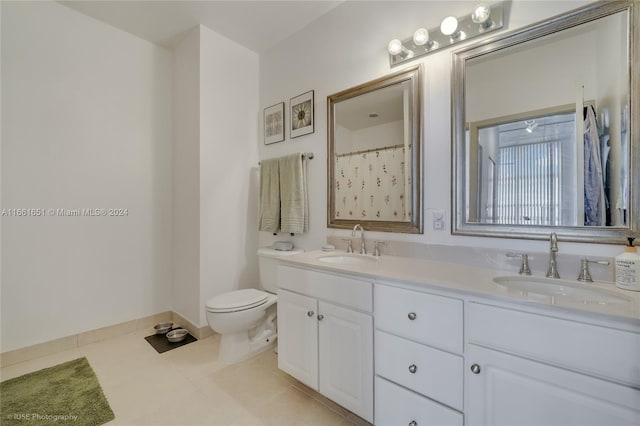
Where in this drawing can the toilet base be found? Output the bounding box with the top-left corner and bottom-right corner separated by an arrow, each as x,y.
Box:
217,309 -> 278,363
219,329 -> 277,363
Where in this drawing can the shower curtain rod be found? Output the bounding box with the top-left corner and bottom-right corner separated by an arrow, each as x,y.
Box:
258,152 -> 314,165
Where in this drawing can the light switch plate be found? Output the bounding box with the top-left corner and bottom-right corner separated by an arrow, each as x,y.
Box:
428,209 -> 446,231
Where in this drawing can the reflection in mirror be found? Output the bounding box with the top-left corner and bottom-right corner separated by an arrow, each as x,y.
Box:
453,1 -> 638,242
328,65 -> 422,233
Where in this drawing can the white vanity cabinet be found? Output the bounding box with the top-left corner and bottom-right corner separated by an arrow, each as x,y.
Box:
465,302 -> 640,426
277,265 -> 374,423
374,284 -> 465,426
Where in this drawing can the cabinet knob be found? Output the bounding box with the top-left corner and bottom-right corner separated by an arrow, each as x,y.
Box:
307,310 -> 314,317
408,364 -> 417,374
470,364 -> 481,374
409,421 -> 418,426
407,312 -> 417,320
317,314 -> 324,321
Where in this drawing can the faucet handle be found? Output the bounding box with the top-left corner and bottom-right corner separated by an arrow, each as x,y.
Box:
373,241 -> 386,257
342,239 -> 353,253
577,258 -> 610,283
550,232 -> 559,251
506,252 -> 532,275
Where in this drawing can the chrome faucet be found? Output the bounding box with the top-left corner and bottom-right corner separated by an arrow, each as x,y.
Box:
352,224 -> 366,254
506,252 -> 532,275
577,258 -> 610,283
545,232 -> 560,278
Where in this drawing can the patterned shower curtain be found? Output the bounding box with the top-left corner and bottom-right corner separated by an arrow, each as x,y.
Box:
335,146 -> 411,222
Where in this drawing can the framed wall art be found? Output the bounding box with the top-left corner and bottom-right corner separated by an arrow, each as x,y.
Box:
264,102 -> 285,144
290,90 -> 314,138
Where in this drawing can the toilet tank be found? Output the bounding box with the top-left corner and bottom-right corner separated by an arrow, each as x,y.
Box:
257,247 -> 304,293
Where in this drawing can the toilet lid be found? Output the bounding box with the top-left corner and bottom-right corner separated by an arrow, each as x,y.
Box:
206,289 -> 269,313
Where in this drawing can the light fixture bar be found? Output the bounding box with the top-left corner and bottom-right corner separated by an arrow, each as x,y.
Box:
388,2 -> 504,67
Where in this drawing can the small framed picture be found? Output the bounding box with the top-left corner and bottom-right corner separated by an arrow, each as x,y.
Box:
264,102 -> 285,145
290,90 -> 314,138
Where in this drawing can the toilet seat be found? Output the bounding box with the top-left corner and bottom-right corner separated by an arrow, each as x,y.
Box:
206,289 -> 270,313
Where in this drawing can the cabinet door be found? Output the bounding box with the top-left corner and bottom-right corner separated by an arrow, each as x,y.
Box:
318,301 -> 373,423
277,289 -> 318,390
466,344 -> 640,426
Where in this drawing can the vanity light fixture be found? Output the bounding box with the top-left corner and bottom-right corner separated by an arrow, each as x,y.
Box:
472,3 -> 493,29
440,16 -> 461,39
387,2 -> 504,67
413,28 -> 434,49
387,39 -> 414,59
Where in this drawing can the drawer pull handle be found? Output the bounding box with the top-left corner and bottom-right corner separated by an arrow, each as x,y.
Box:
307,310 -> 314,317
470,364 -> 481,374
317,314 -> 324,321
408,364 -> 417,374
407,312 -> 417,320
409,422 -> 418,426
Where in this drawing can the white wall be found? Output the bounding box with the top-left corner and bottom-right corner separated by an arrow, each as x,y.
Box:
466,25 -> 597,122
1,1 -> 173,351
199,25 -> 259,326
258,0 -> 625,260
172,27 -> 201,326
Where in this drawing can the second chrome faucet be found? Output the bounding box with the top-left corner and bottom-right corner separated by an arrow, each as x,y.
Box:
546,232 -> 560,278
352,224 -> 366,255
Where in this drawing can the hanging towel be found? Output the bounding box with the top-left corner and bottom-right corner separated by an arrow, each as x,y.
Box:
584,105 -> 605,226
279,153 -> 308,234
259,158 -> 280,232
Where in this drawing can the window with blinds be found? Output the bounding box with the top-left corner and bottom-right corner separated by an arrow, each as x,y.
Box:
495,140 -> 562,226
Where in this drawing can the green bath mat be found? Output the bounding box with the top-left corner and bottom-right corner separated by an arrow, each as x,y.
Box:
1,357 -> 114,426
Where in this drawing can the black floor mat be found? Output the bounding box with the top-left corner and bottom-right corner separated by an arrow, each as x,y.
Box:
144,330 -> 197,354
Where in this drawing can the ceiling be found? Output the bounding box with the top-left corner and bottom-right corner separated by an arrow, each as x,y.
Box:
58,1 -> 343,53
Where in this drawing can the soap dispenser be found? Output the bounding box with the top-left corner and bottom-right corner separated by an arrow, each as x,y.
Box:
615,237 -> 640,291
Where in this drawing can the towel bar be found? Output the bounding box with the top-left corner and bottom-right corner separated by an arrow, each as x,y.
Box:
258,152 -> 313,165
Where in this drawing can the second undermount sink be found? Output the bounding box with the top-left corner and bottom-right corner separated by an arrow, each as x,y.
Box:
317,254 -> 377,265
493,276 -> 632,305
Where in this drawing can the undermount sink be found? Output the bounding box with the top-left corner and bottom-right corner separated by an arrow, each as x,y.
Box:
317,254 -> 377,265
493,276 -> 632,305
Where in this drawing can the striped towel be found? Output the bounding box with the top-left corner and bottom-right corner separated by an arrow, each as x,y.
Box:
279,153 -> 308,234
258,158 -> 280,232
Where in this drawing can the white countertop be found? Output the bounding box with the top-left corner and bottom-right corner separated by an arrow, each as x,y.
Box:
279,250 -> 640,324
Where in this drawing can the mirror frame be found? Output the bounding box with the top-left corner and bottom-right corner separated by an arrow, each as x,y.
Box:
452,1 -> 639,243
328,64 -> 423,233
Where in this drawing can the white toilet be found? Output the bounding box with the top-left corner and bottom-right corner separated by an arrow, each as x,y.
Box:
205,246 -> 303,363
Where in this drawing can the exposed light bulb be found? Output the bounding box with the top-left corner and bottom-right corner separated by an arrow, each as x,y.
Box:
387,39 -> 414,59
413,28 -> 430,46
524,119 -> 537,133
440,16 -> 459,38
387,39 -> 403,56
472,4 -> 492,28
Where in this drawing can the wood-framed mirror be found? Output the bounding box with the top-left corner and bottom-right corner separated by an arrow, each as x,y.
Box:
327,65 -> 423,233
452,1 -> 639,243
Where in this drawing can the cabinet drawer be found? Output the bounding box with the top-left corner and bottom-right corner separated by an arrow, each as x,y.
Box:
375,284 -> 463,353
467,302 -> 640,387
375,330 -> 463,411
278,265 -> 372,312
375,376 -> 463,426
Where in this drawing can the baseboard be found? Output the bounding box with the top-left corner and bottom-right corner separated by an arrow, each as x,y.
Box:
170,311 -> 214,340
1,311 -> 172,367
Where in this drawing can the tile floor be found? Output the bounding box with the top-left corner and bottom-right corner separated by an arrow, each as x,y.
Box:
1,329 -> 367,426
